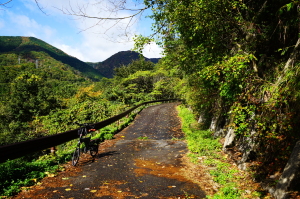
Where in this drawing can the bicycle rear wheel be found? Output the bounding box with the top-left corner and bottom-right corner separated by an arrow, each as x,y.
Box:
90,145 -> 98,157
72,147 -> 80,166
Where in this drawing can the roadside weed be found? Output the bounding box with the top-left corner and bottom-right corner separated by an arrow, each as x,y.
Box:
177,105 -> 245,199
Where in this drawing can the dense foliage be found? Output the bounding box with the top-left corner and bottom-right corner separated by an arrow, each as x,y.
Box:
136,0 -> 300,189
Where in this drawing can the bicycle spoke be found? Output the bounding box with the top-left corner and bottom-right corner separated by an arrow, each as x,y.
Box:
72,147 -> 80,166
73,123 -> 98,166
90,145 -> 99,157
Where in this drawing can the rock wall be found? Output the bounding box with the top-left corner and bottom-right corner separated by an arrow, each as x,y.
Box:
274,140 -> 300,199
206,115 -> 300,198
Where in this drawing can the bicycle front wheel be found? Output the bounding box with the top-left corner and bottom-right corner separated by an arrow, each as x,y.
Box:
90,145 -> 98,157
72,147 -> 80,166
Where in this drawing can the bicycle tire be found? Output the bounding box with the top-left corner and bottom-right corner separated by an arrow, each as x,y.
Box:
90,145 -> 98,157
72,147 -> 80,166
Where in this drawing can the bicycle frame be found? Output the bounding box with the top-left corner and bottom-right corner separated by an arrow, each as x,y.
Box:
72,123 -> 99,166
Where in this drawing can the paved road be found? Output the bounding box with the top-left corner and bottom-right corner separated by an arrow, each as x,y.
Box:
15,103 -> 206,199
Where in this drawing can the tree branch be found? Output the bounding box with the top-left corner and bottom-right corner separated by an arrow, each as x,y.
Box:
0,0 -> 12,6
56,5 -> 149,20
34,0 -> 48,15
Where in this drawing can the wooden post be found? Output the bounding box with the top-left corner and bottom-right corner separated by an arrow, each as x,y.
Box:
50,147 -> 56,154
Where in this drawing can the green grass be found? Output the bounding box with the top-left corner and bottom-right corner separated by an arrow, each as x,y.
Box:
177,105 -> 243,199
137,136 -> 149,140
177,105 -> 222,157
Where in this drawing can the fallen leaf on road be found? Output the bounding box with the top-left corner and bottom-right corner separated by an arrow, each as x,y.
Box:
90,190 -> 97,193
65,188 -> 71,191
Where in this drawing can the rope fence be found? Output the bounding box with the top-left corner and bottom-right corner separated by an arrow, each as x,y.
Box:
0,99 -> 181,163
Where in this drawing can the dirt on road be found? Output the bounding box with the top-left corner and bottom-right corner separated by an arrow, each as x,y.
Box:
14,102 -> 215,199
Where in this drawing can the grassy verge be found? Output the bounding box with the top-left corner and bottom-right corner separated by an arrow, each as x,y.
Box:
0,105 -> 145,197
177,105 -> 264,199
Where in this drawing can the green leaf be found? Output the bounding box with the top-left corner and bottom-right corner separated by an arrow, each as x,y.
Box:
286,2 -> 293,11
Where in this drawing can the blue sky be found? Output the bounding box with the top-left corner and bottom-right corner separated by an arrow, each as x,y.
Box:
0,0 -> 162,62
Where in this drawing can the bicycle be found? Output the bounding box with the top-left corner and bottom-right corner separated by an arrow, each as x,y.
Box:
72,123 -> 100,166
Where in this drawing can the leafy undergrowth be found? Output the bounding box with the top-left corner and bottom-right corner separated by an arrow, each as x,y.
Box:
177,105 -> 271,199
0,105 -> 145,197
0,153 -> 70,197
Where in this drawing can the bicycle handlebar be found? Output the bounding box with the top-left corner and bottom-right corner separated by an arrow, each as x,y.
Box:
74,122 -> 93,127
74,122 -> 95,136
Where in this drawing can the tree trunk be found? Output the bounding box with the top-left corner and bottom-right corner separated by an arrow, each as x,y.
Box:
276,37 -> 300,85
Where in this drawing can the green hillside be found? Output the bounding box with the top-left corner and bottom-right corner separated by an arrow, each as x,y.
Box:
0,37 -> 161,147
0,36 -> 103,80
92,50 -> 160,78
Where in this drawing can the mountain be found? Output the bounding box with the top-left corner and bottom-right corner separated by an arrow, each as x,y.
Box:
0,36 -> 103,81
91,51 -> 160,78
0,36 -> 160,79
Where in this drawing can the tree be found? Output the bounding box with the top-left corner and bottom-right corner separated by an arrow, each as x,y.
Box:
114,58 -> 154,78
7,72 -> 58,122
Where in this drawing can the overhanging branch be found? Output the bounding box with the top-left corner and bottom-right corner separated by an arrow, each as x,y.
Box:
57,5 -> 149,20
0,0 -> 12,6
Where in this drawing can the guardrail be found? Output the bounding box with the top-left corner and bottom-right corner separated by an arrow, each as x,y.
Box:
0,99 -> 181,163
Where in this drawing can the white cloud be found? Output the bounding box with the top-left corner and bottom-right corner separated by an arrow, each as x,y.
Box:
70,1 -> 162,61
143,42 -> 163,58
10,14 -> 38,28
2,0 -> 163,62
15,0 -> 136,62
20,0 -> 38,12
7,11 -> 56,40
54,43 -> 85,60
77,28 -> 135,62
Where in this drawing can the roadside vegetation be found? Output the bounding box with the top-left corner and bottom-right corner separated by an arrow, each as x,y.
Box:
0,110 -> 141,196
177,105 -> 267,199
134,0 -> 300,196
